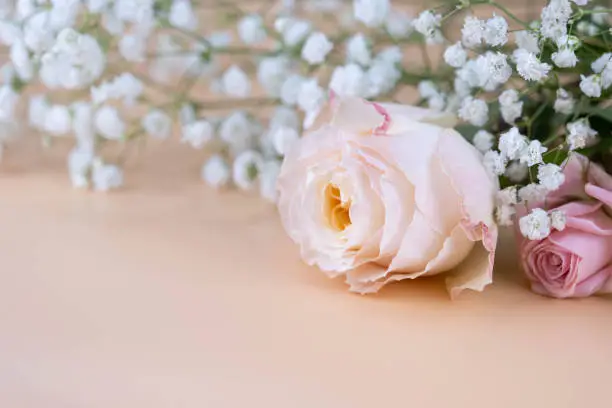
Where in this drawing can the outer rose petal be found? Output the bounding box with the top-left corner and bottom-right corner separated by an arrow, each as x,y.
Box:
435,129 -> 498,295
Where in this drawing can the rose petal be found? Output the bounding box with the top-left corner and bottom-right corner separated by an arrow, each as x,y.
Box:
379,103 -> 458,131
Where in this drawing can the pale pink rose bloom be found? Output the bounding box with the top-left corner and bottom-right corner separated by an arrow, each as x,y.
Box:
518,154 -> 612,298
277,97 -> 498,298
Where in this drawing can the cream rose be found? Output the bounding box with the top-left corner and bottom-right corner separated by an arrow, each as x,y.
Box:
277,97 -> 498,297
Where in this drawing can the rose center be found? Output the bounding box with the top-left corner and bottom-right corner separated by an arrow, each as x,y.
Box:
324,184 -> 352,231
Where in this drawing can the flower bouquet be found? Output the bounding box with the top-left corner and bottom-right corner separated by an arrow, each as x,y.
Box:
0,0 -> 611,298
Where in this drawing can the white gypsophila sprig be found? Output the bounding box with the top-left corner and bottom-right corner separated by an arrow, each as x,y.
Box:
472,130 -> 494,153
499,127 -> 528,161
458,96 -> 489,127
346,33 -> 372,66
519,140 -> 548,167
498,89 -> 523,125
484,14 -> 508,47
592,53 -> 612,89
483,150 -> 507,176
462,16 -> 484,48
414,10 -> 443,44
554,88 -> 575,114
443,42 -> 467,68
301,32 -> 333,65
222,65 -> 251,98
580,74 -> 602,97
566,119 -> 598,150
519,208 -> 551,240
514,49 -> 551,82
354,0 -> 390,28
538,163 -> 565,191
202,155 -> 231,188
238,14 -> 267,45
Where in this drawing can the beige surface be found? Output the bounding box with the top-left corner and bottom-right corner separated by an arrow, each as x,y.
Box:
1,138 -> 611,408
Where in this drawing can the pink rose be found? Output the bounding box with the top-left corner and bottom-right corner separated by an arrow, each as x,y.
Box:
277,97 -> 498,298
518,154 -> 612,298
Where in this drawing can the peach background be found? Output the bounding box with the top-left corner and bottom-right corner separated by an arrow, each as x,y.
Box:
1,137 -> 611,408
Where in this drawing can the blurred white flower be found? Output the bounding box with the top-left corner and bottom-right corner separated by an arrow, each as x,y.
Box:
458,96 -> 488,127
483,150 -> 507,176
484,14 -> 508,46
142,109 -> 172,140
461,16 -> 484,48
346,33 -> 371,66
592,53 -> 612,89
222,65 -> 251,98
28,95 -> 49,130
499,89 -> 523,125
514,49 -> 551,81
550,210 -> 566,231
10,40 -> 33,80
301,32 -> 333,65
472,130 -> 494,153
354,0 -> 390,27
297,78 -> 325,129
579,74 -> 602,97
330,63 -> 367,97
520,208 -> 551,240
219,111 -> 255,155
280,74 -> 306,106
514,30 -> 540,54
43,104 -> 72,136
202,155 -> 231,188
92,160 -> 123,192
40,28 -> 105,89
272,126 -> 299,156
71,101 -> 95,149
270,106 -> 299,131
499,127 -> 528,161
414,10 -> 443,44
385,11 -> 413,38
67,145 -> 94,188
552,48 -> 578,68
538,163 -> 565,191
566,119 -> 597,150
118,32 -> 146,62
443,42 -> 467,68
238,14 -> 266,45
540,0 -> 571,40
181,120 -> 214,149
94,105 -> 125,140
0,85 -> 18,122
553,88 -> 575,114
519,183 -> 548,203
505,161 -> 529,183
365,59 -> 400,97
233,150 -> 264,190
275,17 -> 311,47
519,140 -> 547,167
259,160 -> 281,202
169,0 -> 197,31
257,56 -> 290,97
376,46 -> 402,65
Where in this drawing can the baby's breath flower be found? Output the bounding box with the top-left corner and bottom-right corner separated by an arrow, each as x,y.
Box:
443,42 -> 467,68
414,10 -> 443,44
238,14 -> 267,45
354,0 -> 390,28
566,119 -> 597,150
538,163 -> 565,191
458,96 -> 489,127
202,155 -> 231,188
346,33 -> 372,66
499,127 -> 528,161
484,14 -> 508,47
519,208 -> 551,240
472,130 -> 494,153
514,49 -> 551,82
483,150 -> 507,176
461,16 -> 484,48
579,74 -> 602,97
519,140 -> 547,167
233,150 -> 264,191
222,65 -> 251,98
553,88 -> 575,115
550,210 -> 566,231
505,161 -> 529,183
301,32 -> 333,65
519,183 -> 548,203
